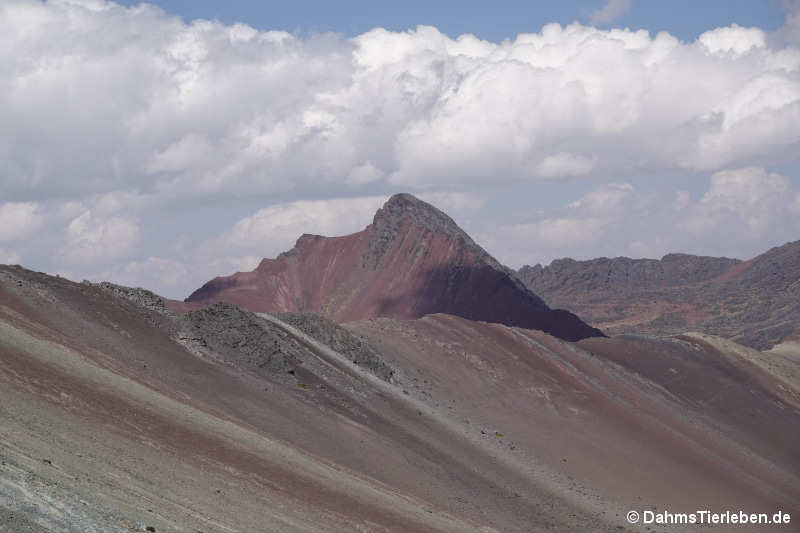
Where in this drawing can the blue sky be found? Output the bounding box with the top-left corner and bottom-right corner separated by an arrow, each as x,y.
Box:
1,0 -> 800,298
117,0 -> 785,43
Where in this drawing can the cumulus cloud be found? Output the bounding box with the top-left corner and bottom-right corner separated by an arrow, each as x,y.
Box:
2,1 -> 800,202
699,24 -> 766,55
589,0 -> 632,25
60,211 -> 140,264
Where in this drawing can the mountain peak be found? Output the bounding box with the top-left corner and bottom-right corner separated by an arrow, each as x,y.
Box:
365,193 -> 511,274
373,193 -> 471,241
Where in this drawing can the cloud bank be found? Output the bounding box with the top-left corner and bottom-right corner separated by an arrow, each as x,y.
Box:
3,0 -> 800,201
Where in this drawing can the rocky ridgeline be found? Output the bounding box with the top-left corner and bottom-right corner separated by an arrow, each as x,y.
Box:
95,282 -> 169,314
518,242 -> 800,350
278,312 -> 395,382
518,254 -> 741,294
178,303 -> 301,376
175,303 -> 397,383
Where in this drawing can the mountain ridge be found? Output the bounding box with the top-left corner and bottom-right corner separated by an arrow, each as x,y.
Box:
518,240 -> 800,349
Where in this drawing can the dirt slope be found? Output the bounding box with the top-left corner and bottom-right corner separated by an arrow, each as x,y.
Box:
350,316 -> 800,529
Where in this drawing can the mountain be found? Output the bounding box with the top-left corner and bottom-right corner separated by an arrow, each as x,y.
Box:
2,265 -> 798,531
182,193 -> 603,342
518,240 -> 800,349
518,253 -> 741,292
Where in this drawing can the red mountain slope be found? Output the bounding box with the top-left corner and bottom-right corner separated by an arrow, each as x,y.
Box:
181,193 -> 603,341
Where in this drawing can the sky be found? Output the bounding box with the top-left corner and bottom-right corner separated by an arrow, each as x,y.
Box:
2,0 -> 800,298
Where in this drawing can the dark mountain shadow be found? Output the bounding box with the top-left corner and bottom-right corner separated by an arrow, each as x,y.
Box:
376,264 -> 604,342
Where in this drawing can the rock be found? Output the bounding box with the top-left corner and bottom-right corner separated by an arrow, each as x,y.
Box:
96,282 -> 168,314
277,312 -> 395,382
179,303 -> 300,376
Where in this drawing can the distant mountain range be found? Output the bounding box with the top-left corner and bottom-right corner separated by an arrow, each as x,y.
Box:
518,240 -> 800,349
179,193 -> 603,342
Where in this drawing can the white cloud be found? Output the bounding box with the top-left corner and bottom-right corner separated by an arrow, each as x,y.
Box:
1,2 -> 799,202
60,210 -> 140,263
699,25 -> 766,55
702,167 -> 789,206
589,0 -> 632,25
0,202 -> 42,242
